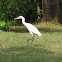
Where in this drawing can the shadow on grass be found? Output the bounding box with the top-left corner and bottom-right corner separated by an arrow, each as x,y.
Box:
38,27 -> 62,33
0,46 -> 62,62
9,26 -> 62,33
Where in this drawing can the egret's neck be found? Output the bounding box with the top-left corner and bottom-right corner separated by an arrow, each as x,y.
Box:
22,18 -> 26,24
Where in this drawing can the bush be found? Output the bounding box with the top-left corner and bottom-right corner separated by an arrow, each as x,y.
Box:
7,20 -> 22,26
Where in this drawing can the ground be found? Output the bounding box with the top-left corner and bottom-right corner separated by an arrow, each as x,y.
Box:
0,22 -> 62,62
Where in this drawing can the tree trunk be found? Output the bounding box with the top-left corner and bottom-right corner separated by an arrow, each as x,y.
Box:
42,0 -> 60,21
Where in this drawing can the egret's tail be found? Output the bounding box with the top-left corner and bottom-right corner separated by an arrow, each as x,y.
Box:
38,32 -> 42,36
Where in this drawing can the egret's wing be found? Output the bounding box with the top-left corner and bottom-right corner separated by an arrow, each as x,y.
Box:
25,23 -> 42,36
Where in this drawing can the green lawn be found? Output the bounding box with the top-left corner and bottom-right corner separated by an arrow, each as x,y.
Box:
0,23 -> 62,62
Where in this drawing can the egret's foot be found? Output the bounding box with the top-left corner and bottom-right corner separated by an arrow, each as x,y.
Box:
27,39 -> 33,45
27,39 -> 32,41
27,39 -> 29,41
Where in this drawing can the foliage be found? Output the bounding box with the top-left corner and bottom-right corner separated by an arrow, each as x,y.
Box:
0,21 -> 9,31
0,21 -> 6,27
0,0 -> 42,22
7,20 -> 22,26
0,0 -> 42,31
0,0 -> 62,26
59,0 -> 62,13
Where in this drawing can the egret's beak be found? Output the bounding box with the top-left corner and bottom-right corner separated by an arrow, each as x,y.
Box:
14,17 -> 18,20
14,17 -> 21,20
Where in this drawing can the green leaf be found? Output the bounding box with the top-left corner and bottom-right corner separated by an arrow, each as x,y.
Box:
0,21 -> 6,27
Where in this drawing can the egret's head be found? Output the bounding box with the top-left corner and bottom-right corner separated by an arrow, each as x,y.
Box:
14,16 -> 25,20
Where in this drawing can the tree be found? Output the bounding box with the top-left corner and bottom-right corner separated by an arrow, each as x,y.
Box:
0,0 -> 39,22
42,0 -> 60,21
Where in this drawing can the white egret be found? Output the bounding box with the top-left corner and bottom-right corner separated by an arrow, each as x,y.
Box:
14,16 -> 42,45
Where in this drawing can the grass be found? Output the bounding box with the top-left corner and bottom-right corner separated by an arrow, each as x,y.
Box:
0,22 -> 62,62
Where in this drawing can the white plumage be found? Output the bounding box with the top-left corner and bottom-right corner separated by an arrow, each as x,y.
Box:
14,16 -> 42,45
24,23 -> 41,36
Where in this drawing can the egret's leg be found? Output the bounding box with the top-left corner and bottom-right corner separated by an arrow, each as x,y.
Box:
31,34 -> 34,45
27,32 -> 34,45
27,31 -> 33,41
27,35 -> 34,45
